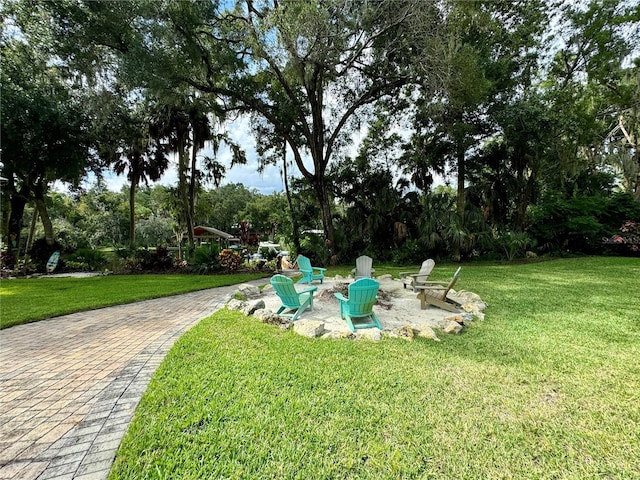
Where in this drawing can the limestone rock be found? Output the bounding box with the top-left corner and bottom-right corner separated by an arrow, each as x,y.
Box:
356,329 -> 382,341
322,330 -> 356,340
394,324 -> 415,341
241,299 -> 265,315
252,308 -> 271,320
237,283 -> 262,299
255,310 -> 292,329
443,321 -> 463,334
294,320 -> 326,338
226,299 -> 246,312
455,290 -> 483,303
416,325 -> 440,342
445,314 -> 465,325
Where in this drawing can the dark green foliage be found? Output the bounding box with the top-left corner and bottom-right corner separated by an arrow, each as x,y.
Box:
298,232 -> 328,266
0,251 -> 16,270
529,192 -> 640,254
65,248 -> 107,272
27,239 -> 65,273
188,244 -> 221,274
123,247 -> 174,272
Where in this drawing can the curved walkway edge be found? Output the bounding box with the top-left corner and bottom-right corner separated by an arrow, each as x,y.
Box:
0,281 -> 264,480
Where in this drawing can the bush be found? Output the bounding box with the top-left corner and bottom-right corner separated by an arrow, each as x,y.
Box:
219,249 -> 242,273
528,193 -> 640,255
390,239 -> 427,265
0,251 -> 16,270
65,248 -> 108,272
189,244 -> 221,274
603,220 -> 640,256
122,247 -> 173,272
494,231 -> 536,261
27,238 -> 65,273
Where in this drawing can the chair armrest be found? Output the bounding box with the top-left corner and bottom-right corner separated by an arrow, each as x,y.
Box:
313,267 -> 327,273
415,285 -> 446,292
415,279 -> 447,284
408,273 -> 426,278
334,293 -> 347,302
398,271 -> 417,277
301,286 -> 318,294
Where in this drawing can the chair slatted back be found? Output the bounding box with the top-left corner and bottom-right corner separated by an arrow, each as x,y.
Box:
297,255 -> 311,272
439,267 -> 462,299
415,259 -> 435,284
347,278 -> 379,316
354,255 -> 374,278
270,275 -> 301,308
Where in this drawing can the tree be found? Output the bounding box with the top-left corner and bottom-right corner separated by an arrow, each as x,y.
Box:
91,89 -> 169,249
0,37 -> 92,252
136,0 -> 439,251
401,0 -> 547,255
546,0 -> 640,198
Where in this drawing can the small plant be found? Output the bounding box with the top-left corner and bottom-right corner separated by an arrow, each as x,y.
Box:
233,292 -> 248,301
219,249 -> 242,273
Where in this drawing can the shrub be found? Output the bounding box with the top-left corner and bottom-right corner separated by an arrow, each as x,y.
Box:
0,251 -> 16,270
219,249 -> 242,273
65,248 -> 107,271
604,220 -> 640,255
494,231 -> 536,261
27,238 -> 65,273
189,244 -> 221,274
146,246 -> 174,271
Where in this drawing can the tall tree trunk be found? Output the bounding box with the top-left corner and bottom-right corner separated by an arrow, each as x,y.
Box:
6,192 -> 27,256
178,141 -> 194,248
189,142 -> 198,229
33,196 -> 54,246
129,179 -> 138,250
454,145 -> 466,262
313,176 -> 335,256
25,207 -> 39,253
282,145 -> 301,253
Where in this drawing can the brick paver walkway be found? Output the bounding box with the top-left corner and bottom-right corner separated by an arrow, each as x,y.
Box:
0,281 -> 262,480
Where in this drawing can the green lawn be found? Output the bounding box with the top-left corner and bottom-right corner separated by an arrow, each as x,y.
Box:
107,257 -> 640,479
0,272 -> 269,329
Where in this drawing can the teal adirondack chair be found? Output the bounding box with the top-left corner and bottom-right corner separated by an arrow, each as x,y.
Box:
296,255 -> 326,285
334,278 -> 382,332
271,274 -> 318,321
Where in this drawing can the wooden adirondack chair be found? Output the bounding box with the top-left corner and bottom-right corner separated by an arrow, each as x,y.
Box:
271,274 -> 318,321
414,267 -> 463,312
296,255 -> 326,285
334,278 -> 382,332
351,255 -> 375,279
399,259 -> 435,291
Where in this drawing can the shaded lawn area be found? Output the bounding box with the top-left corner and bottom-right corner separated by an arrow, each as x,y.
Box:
109,257 -> 640,479
0,273 -> 268,329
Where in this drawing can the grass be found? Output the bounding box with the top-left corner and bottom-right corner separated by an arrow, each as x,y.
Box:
107,257 -> 640,479
0,272 -> 268,329
0,262 -> 460,330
